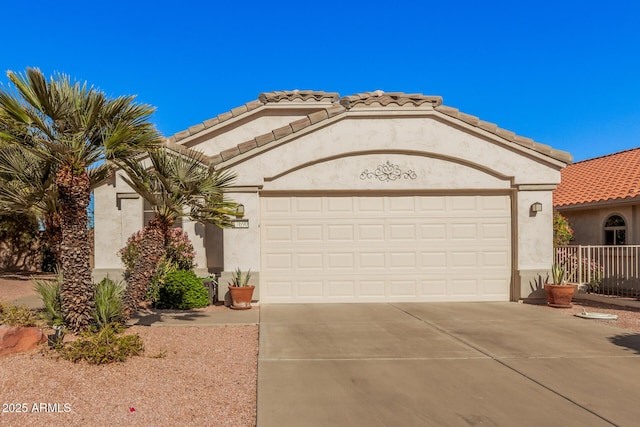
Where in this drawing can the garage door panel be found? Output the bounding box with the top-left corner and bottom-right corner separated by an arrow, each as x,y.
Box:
450,223 -> 478,240
328,280 -> 355,297
298,281 -> 324,298
358,224 -> 385,240
390,252 -> 416,268
359,252 -> 386,268
389,280 -> 417,297
327,225 -> 355,241
297,253 -> 323,269
420,224 -> 446,240
452,279 -> 478,296
265,253 -> 292,269
296,225 -> 323,241
328,253 -> 355,269
420,280 -> 448,297
360,280 -> 386,297
389,224 -> 417,240
261,195 -> 511,303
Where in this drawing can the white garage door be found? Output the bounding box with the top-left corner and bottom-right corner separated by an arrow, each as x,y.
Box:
260,195 -> 511,303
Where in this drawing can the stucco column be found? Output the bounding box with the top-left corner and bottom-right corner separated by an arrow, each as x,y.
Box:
181,217 -> 209,278
515,189 -> 554,300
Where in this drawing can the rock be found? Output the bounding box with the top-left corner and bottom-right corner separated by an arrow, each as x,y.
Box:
0,325 -> 46,357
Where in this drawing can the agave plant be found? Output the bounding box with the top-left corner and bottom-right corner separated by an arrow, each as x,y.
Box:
229,268 -> 252,287
551,263 -> 566,285
93,277 -> 126,329
32,270 -> 64,326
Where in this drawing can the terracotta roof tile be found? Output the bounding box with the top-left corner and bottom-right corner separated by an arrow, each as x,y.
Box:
272,124 -> 294,139
290,117 -> 311,132
258,90 -> 340,103
554,147 -> 640,207
254,132 -> 275,147
340,90 -> 443,109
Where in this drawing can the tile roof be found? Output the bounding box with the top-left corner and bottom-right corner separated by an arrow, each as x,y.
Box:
165,90 -> 572,167
259,90 -> 340,104
340,90 -> 443,108
554,147 -> 640,207
166,90 -> 335,144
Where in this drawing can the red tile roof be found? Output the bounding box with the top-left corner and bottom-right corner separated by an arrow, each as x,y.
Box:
554,147 -> 640,207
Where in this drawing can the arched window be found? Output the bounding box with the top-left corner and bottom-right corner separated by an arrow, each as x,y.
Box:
604,215 -> 626,245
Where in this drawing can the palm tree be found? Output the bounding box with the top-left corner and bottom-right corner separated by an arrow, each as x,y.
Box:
119,146 -> 237,313
0,145 -> 62,266
0,68 -> 162,331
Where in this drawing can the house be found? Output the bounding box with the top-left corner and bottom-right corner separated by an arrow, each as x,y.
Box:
554,148 -> 640,246
93,90 -> 571,303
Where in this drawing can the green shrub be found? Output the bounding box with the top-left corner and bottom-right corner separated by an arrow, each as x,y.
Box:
93,277 -> 126,329
156,270 -> 209,309
145,258 -> 179,304
32,271 -> 64,326
57,323 -> 144,365
0,302 -> 41,327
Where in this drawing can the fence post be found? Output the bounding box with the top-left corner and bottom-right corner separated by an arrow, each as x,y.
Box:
577,246 -> 583,284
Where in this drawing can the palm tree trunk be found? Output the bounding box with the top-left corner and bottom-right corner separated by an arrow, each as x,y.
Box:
43,211 -> 62,268
57,166 -> 93,332
124,216 -> 169,316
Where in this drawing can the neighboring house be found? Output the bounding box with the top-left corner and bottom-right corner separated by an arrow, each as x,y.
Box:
554,148 -> 640,246
94,90 -> 571,303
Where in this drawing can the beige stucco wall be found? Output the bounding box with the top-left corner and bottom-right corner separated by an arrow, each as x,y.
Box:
516,190 -> 555,299
223,114 -> 562,301
93,108 -> 565,302
559,204 -> 640,245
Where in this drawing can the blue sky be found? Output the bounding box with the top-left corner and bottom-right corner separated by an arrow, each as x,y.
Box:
2,1 -> 639,162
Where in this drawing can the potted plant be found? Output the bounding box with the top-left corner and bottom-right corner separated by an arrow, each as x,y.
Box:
227,269 -> 254,310
544,263 -> 578,308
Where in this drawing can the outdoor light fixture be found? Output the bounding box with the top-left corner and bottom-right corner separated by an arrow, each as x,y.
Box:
531,202 -> 543,213
235,204 -> 245,218
231,204 -> 249,228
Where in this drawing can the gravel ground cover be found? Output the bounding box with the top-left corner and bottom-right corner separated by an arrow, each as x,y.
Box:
0,275 -> 258,427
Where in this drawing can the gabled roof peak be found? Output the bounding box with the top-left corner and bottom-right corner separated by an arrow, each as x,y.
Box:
340,91 -> 443,109
259,90 -> 340,104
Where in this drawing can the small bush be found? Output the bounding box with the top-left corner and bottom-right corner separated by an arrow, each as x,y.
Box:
156,270 -> 209,310
93,277 -> 126,329
0,302 -> 41,327
32,271 -> 64,326
57,323 -> 144,365
145,258 -> 179,304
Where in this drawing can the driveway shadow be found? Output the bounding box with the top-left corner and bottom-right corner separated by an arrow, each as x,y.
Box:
608,333 -> 640,354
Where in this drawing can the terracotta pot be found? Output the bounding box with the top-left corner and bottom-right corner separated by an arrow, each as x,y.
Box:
544,283 -> 578,308
228,285 -> 255,310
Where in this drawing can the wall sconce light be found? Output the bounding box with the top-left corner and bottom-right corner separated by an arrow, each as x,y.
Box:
530,202 -> 542,213
235,204 -> 245,218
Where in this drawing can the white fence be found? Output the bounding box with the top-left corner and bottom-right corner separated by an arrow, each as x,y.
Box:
554,245 -> 640,297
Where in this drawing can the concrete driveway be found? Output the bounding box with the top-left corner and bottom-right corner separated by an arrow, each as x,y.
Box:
257,302 -> 640,426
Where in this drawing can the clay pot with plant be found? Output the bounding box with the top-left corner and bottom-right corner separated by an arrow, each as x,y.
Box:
544,263 -> 577,308
227,269 -> 254,310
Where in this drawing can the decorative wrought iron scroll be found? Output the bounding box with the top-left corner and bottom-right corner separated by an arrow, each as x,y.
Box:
359,161 -> 417,182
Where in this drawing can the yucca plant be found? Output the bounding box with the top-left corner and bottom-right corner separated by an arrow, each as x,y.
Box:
551,263 -> 566,285
32,270 -> 64,326
229,268 -> 252,287
93,277 -> 126,329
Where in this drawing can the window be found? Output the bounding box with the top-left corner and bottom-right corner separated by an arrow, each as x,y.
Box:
604,215 -> 626,245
